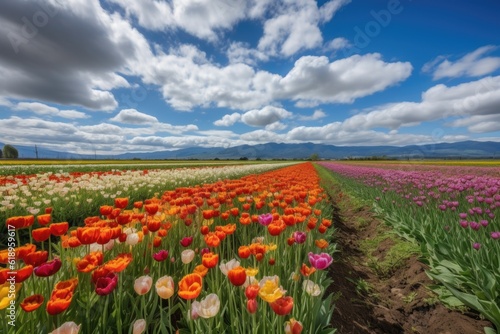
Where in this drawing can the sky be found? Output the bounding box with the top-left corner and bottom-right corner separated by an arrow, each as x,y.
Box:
1,0 -> 500,155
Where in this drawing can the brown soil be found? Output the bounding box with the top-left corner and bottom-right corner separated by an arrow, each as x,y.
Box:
327,192 -> 493,334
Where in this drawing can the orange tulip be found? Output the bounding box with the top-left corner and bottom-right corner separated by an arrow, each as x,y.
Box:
96,228 -> 113,245
144,204 -> 159,215
76,227 -> 100,245
201,252 -> 219,269
104,253 -> 132,273
24,251 -> 49,267
193,264 -> 209,278
54,278 -> 78,293
16,243 -> 36,261
76,252 -> 103,273
204,232 -> 220,248
238,246 -> 251,259
32,227 -> 51,242
6,215 -> 33,229
114,197 -> 129,209
66,236 -> 82,248
46,289 -> 73,315
50,222 -> 69,236
37,214 -> 51,226
300,263 -> 316,277
227,266 -> 247,287
20,294 -> 44,312
315,239 -> 329,249
270,296 -> 293,316
100,205 -> 114,216
147,219 -> 161,233
178,274 -> 203,300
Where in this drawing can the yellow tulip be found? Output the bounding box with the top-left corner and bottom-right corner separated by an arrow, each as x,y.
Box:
155,276 -> 174,299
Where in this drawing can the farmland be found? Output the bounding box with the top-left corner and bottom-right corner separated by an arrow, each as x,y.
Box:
1,159 -> 499,333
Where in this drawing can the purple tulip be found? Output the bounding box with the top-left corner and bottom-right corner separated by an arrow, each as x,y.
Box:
472,243 -> 481,250
34,258 -> 62,277
293,231 -> 307,244
153,249 -> 169,262
258,213 -> 273,226
308,252 -> 333,270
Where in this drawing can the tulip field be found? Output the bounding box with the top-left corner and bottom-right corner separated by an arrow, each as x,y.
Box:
0,162 -> 337,334
318,161 -> 500,334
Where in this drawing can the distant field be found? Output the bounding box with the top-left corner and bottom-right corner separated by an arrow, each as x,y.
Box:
335,159 -> 500,166
0,159 -> 283,176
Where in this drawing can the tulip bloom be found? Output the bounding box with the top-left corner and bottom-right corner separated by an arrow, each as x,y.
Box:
302,279 -> 321,296
20,294 -> 44,312
285,318 -> 303,334
219,259 -> 240,276
228,266 -> 247,287
49,321 -> 81,334
245,284 -> 260,300
114,197 -> 129,209
293,231 -> 307,244
54,278 -> 78,293
202,252 -> 219,269
315,239 -> 329,249
258,276 -> 285,303
178,274 -> 203,300
193,264 -> 209,278
238,245 -> 251,259
133,319 -> 146,334
153,249 -> 169,262
191,293 -> 220,319
24,251 -> 49,267
308,252 -> 333,270
204,232 -> 220,248
270,296 -> 293,316
155,276 -> 175,299
50,222 -> 69,236
257,213 -> 273,226
181,249 -> 195,264
246,298 -> 258,314
76,227 -> 100,245
35,258 -> 62,277
32,227 -> 51,242
134,276 -> 153,295
95,272 -> 118,296
104,253 -> 132,272
46,289 -> 73,315
180,236 -> 193,247
76,252 -> 103,273
145,204 -> 159,215
37,214 -> 51,226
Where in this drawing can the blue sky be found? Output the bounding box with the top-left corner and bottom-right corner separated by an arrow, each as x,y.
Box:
1,0 -> 500,155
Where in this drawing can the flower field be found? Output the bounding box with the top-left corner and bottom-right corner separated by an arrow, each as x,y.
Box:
318,161 -> 500,333
0,162 -> 336,334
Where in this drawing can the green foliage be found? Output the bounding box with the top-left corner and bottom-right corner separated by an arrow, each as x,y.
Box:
3,144 -> 18,158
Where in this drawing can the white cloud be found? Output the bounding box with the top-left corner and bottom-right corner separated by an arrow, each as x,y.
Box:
423,45 -> 500,80
227,42 -> 269,66
276,53 -> 412,105
241,106 -> 293,127
14,102 -> 89,119
324,37 -> 351,51
0,0 -> 152,110
298,109 -> 327,121
110,109 -> 159,124
214,112 -> 242,126
340,75 -> 500,131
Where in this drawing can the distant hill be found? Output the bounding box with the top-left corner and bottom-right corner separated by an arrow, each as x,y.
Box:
0,141 -> 499,160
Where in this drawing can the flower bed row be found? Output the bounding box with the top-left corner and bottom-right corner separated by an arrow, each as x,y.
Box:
1,162 -> 336,334
319,162 -> 500,333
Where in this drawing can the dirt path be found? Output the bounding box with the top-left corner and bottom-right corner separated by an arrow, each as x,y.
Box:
326,192 -> 492,334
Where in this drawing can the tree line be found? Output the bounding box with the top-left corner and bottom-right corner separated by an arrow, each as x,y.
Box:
0,144 -> 19,158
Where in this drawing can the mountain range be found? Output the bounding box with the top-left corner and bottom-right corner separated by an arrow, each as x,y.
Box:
1,141 -> 499,160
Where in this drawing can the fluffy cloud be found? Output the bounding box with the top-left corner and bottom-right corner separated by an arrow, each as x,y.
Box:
298,109 -> 327,121
109,0 -> 269,41
110,109 -> 159,124
258,0 -> 350,57
423,45 -> 500,80
275,53 -> 412,105
340,75 -> 500,131
145,46 -> 411,111
14,102 -> 89,119
241,106 -> 292,126
0,0 -> 152,110
214,112 -> 242,126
